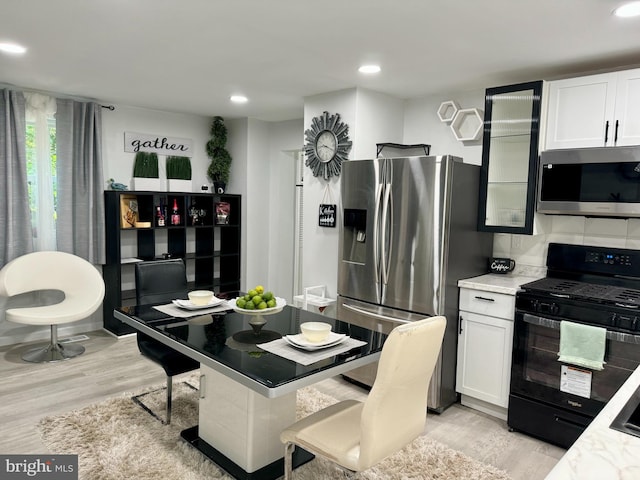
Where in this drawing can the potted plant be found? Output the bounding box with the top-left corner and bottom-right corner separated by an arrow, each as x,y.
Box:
131,151 -> 161,191
166,155 -> 192,192
206,116 -> 232,193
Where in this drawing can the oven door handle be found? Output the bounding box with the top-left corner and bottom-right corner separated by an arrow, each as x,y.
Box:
521,313 -> 640,345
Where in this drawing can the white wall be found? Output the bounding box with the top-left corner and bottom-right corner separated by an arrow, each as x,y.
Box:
352,88 -> 404,159
226,117 -> 302,300
403,88 -> 485,165
301,90 -> 357,301
266,119 -> 303,302
244,119 -> 271,291
226,118 -> 249,290
102,105 -> 212,189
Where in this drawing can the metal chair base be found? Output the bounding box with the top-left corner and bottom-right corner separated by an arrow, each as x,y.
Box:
22,341 -> 85,363
22,324 -> 85,363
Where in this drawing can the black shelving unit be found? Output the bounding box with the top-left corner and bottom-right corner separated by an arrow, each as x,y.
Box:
103,190 -> 241,335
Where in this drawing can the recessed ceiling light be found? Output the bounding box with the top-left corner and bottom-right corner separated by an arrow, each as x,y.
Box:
230,95 -> 248,103
614,1 -> 640,17
0,42 -> 27,54
358,65 -> 381,74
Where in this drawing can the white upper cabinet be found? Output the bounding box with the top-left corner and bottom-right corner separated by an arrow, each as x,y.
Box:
614,69 -> 640,146
545,68 -> 640,150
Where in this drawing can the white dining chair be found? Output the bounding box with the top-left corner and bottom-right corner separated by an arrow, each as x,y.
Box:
0,251 -> 105,362
280,315 -> 446,478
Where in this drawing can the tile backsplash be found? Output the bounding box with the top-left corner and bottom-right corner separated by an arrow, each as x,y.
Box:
493,214 -> 640,272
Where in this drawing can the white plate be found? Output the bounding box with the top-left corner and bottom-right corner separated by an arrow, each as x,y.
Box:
228,297 -> 287,315
284,332 -> 347,350
172,297 -> 225,310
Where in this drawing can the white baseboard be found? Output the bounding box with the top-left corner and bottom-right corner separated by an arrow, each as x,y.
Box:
0,319 -> 103,347
460,394 -> 508,421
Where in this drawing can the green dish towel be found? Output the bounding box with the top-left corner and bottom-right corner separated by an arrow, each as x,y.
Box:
558,320 -> 607,371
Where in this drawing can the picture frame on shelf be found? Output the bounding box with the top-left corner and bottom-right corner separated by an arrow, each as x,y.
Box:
119,194 -> 138,228
215,202 -> 230,225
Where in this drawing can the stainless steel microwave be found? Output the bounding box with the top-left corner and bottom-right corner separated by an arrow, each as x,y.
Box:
537,146 -> 640,218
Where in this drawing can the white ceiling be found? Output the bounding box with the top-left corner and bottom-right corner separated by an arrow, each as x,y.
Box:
1,0 -> 640,122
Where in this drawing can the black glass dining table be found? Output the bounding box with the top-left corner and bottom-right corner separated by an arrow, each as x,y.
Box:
114,295 -> 385,480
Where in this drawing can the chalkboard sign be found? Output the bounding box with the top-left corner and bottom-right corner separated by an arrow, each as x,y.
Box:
319,204 -> 336,228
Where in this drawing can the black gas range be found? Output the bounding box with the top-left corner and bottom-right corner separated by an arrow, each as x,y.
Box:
509,243 -> 640,448
517,276 -> 640,333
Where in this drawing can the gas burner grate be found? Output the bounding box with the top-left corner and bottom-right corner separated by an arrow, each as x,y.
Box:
521,277 -> 640,305
614,289 -> 640,305
522,278 -> 583,295
549,280 -> 582,293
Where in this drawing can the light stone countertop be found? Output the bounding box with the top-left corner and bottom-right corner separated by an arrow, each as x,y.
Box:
457,271 -> 545,296
545,364 -> 640,480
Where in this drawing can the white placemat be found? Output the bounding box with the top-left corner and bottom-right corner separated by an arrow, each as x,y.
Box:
153,303 -> 233,318
257,337 -> 367,366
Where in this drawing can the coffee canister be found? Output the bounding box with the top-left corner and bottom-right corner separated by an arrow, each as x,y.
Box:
490,257 -> 516,274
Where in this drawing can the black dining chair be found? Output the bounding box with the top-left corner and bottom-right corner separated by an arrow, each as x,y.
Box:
134,259 -> 199,424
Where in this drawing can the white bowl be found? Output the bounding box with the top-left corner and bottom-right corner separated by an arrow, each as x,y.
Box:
300,322 -> 332,343
188,290 -> 214,306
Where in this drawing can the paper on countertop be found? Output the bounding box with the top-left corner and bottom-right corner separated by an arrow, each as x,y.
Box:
153,302 -> 233,318
257,337 -> 367,366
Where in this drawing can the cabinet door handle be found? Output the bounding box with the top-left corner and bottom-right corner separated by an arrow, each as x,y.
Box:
615,120 -> 619,144
199,374 -> 206,398
604,120 -> 610,144
474,295 -> 495,302
459,315 -> 463,335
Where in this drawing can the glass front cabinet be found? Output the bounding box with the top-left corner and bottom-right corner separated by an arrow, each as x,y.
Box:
478,81 -> 543,234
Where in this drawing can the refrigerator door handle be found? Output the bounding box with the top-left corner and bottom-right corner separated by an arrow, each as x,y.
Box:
380,182 -> 392,287
373,182 -> 383,299
342,302 -> 413,325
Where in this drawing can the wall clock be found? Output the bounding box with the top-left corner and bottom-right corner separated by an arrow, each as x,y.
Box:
304,111 -> 352,180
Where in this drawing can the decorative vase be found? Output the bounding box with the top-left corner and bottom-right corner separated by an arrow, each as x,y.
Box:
130,177 -> 163,192
166,179 -> 193,193
213,182 -> 226,194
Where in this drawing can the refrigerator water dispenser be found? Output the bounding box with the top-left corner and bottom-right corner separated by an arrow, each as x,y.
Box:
342,208 -> 367,264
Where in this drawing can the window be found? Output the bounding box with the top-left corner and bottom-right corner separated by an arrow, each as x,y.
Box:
25,93 -> 57,251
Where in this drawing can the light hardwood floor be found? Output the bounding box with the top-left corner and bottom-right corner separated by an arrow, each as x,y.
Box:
0,330 -> 565,479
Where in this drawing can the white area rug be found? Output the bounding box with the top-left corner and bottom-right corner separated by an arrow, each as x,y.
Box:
38,374 -> 512,480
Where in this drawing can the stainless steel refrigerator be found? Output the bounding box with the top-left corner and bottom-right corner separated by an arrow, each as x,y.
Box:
337,155 -> 493,412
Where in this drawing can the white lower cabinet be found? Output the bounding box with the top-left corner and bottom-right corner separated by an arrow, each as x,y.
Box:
456,287 -> 515,420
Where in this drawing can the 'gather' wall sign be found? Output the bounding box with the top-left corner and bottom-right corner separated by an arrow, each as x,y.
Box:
124,132 -> 193,156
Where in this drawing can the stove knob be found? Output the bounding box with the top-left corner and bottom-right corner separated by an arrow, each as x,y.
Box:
609,313 -> 617,328
550,303 -> 560,315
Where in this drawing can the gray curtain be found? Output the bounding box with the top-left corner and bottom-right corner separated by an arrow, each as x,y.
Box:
0,89 -> 33,267
56,99 -> 105,264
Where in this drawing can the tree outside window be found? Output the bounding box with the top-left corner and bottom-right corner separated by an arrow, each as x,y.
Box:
25,114 -> 57,249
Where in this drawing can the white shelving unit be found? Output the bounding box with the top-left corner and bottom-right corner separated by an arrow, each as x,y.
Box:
450,108 -> 483,141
